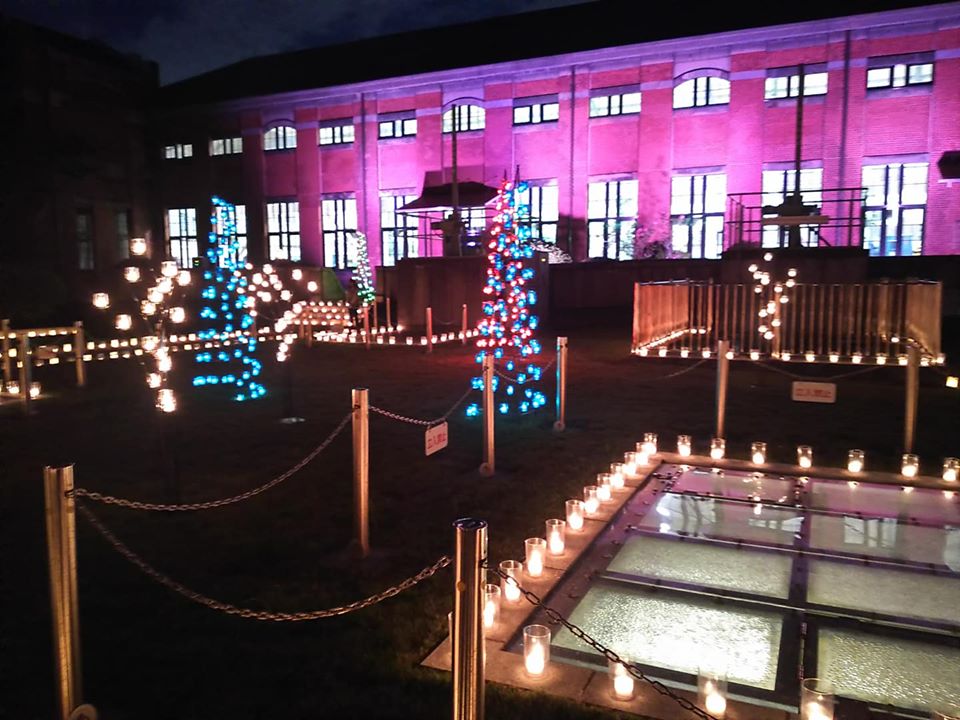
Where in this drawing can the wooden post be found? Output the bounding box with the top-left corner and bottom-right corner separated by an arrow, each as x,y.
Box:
386,296 -> 392,330
426,306 -> 434,354
451,518 -> 487,720
373,297 -> 379,330
904,345 -> 919,453
479,354 -> 494,476
461,303 -> 468,345
73,322 -> 86,388
554,336 -> 568,431
18,333 -> 32,413
1,319 -> 11,387
716,339 -> 730,439
363,306 -> 371,349
352,388 -> 370,557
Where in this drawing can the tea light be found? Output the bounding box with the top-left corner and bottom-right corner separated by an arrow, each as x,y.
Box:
523,624 -> 550,676
147,373 -> 161,389
622,452 -> 639,476
160,260 -> 178,278
499,560 -> 522,603
596,473 -> 612,502
29,382 -> 41,399
545,519 -> 565,556
751,442 -> 767,465
943,458 -> 959,483
847,450 -> 864,473
123,266 -> 141,283
565,499 -> 585,531
610,463 -> 625,490
699,670 -> 728,718
642,433 -> 658,456
169,307 -> 186,324
115,314 -> 133,331
524,538 -> 545,578
307,280 -> 319,293
797,446 -> 813,469
157,388 -> 176,413
801,678 -> 835,720
677,435 -> 692,457
130,237 -> 147,256
608,659 -> 636,700
482,584 -> 500,630
583,486 -> 600,515
6,381 -> 20,395
901,454 -> 919,479
177,270 -> 192,286
92,292 -> 110,309
710,438 -> 725,460
141,300 -> 157,315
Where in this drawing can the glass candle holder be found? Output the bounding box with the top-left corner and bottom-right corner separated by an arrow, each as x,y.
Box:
92,292 -> 110,309
801,678 -> 835,720
943,458 -> 959,483
901,454 -> 919,479
642,432 -> 658,456
596,473 -> 612,502
608,659 -> 636,700
6,381 -> 20,396
29,382 -> 41,399
525,538 -> 546,578
130,237 -> 147,256
545,519 -> 565,556
751,442 -> 767,465
698,669 -> 728,718
677,435 -> 692,457
797,445 -> 813,469
583,486 -> 600,516
847,449 -> 865,473
609,463 -> 625,490
623,452 -> 639,476
115,314 -> 133,331
523,624 -> 550,677
565,499 -> 585,531
710,438 -> 725,461
499,560 -> 522,603
160,260 -> 179,278
123,266 -> 141,283
482,584 -> 501,630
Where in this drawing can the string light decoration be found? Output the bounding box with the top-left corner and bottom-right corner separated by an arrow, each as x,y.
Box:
466,177 -> 547,417
351,232 -> 376,308
748,252 -> 796,351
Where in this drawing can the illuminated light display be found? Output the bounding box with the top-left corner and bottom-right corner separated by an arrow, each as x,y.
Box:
466,178 -> 547,417
351,232 -> 376,308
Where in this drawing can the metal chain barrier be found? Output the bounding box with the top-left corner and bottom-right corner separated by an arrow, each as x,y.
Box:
489,563 -> 714,720
370,385 -> 474,427
751,361 -> 885,382
493,354 -> 557,384
78,502 -> 450,621
640,358 -> 709,381
72,412 -> 352,512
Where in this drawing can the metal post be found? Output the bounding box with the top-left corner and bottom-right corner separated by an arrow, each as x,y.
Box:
1,319 -> 11,386
43,465 -> 83,719
352,388 -> 370,557
451,518 -> 487,720
363,306 -> 371,349
716,339 -> 730,439
631,282 -> 640,352
479,354 -> 494,476
904,345 -> 920,453
73,322 -> 86,388
373,297 -> 379,330
19,333 -> 32,413
426,306 -> 434,354
386,296 -> 392,329
554,337 -> 568,431
461,303 -> 468,345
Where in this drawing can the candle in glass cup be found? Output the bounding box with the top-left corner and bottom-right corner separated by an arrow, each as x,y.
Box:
523,624 -> 550,676
482,584 -> 501,630
499,560 -> 522,603
847,449 -> 864,473
642,432 -> 658,456
608,659 -> 635,700
525,538 -> 546,578
609,463 -> 625,489
677,435 -> 692,457
596,473 -> 612,502
801,678 -> 835,720
797,445 -> 813,469
565,499 -> 585,531
545,519 -> 565,556
710,438 -> 725,460
901,454 -> 919,479
698,669 -> 728,719
943,458 -> 959,483
583,486 -> 600,515
751,442 -> 767,465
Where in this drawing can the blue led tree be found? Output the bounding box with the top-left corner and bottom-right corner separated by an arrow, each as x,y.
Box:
466,178 -> 546,417
193,196 -> 265,401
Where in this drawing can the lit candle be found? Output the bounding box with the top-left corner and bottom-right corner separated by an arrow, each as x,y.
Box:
169,307 -> 186,324
699,671 -> 728,718
710,438 -> 725,461
609,463 -> 625,490
177,270 -> 192,286
292,268 -> 303,281
546,519 -> 565,556
123,266 -> 141,283
499,560 -> 522,603
797,445 -> 813,469
901,454 -> 919,479
130,237 -> 147,256
608,660 -> 635,700
943,458 -> 959,483
525,538 -> 545,578
29,382 -> 41,399
482,584 -> 500,630
847,449 -> 864,473
583,486 -> 600,515
92,292 -> 110,309
624,451 -> 639,475
706,693 -> 727,717
6,381 -> 20,395
677,435 -> 692,457
160,261 -> 178,278
523,625 -> 550,677
307,280 -> 319,293
596,473 -> 612,502
157,388 -> 176,413
642,432 -> 658,456
115,314 -> 132,331
801,679 -> 835,720
565,499 -> 584,531
751,442 -> 767,465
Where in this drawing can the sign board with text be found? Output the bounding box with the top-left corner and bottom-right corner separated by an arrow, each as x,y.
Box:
791,381 -> 837,404
425,422 -> 449,456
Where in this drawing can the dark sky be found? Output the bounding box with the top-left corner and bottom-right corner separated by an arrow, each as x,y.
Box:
0,0 -> 588,84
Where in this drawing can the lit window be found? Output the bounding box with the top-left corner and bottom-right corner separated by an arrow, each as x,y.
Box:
322,196 -> 359,268
266,201 -> 300,261
517,182 -> 559,243
589,88 -> 641,118
164,143 -> 193,159
761,168 -> 824,248
513,96 -> 560,125
380,194 -> 419,266
867,54 -> 934,90
167,208 -> 198,268
209,136 -> 242,156
264,125 -> 297,151
862,162 -> 927,257
673,73 -> 730,109
214,204 -> 248,267
588,179 -> 638,260
764,65 -> 828,100
442,104 -> 485,133
378,113 -> 417,139
77,210 -> 94,270
319,119 -> 355,146
670,173 -> 726,259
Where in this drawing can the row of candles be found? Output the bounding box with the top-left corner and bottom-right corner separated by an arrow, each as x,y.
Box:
3,381 -> 41,398
637,344 -> 947,366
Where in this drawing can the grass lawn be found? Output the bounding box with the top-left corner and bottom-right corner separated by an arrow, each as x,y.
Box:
2,323 -> 957,719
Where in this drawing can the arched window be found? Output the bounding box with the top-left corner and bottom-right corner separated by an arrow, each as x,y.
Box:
264,124 -> 297,151
442,104 -> 485,133
673,70 -> 730,109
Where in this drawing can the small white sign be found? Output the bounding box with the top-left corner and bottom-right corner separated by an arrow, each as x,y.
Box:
791,381 -> 837,404
425,422 -> 449,456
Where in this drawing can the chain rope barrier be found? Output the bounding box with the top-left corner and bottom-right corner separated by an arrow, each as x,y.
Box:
71,412 -> 352,512
370,385 -> 474,427
78,502 -> 450,621
489,564 -> 715,720
750,361 -> 886,382
493,354 -> 557,384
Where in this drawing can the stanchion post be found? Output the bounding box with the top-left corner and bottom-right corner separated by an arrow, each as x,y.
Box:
479,354 -> 494,476
73,322 -> 86,388
19,333 -> 32,413
363,306 -> 371,349
554,336 -> 568,431
904,345 -> 919,453
451,518 -> 487,720
386,297 -> 392,330
426,306 -> 434,354
43,465 -> 83,720
1,318 -> 11,386
373,297 -> 379,329
461,303 -> 468,345
631,282 -> 640,352
352,388 -> 370,557
715,339 -> 730,439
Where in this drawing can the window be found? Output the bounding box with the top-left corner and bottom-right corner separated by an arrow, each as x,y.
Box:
319,119 -> 355,146
588,179 -> 638,260
867,54 -> 934,90
670,173 -> 727,259
862,162 -> 927,256
513,96 -> 560,125
210,136 -> 242,155
77,210 -> 94,270
115,208 -> 131,260
764,65 -> 828,100
214,204 -> 248,267
673,73 -> 730,109
589,87 -> 641,117
322,197 -> 358,268
167,208 -> 198,268
164,143 -> 193,159
761,168 -> 824,248
266,201 -> 301,261
378,113 -> 417,139
442,104 -> 485,133
517,182 -> 559,243
264,125 -> 296,151
380,194 -> 419,266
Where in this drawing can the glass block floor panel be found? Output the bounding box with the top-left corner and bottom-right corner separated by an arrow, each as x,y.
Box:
808,559 -> 960,625
818,628 -> 960,712
609,534 -> 793,598
553,584 -> 783,690
671,467 -> 794,503
640,493 -> 802,546
808,481 -> 960,525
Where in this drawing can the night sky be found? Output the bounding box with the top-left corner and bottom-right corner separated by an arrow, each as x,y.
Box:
0,0 -> 588,84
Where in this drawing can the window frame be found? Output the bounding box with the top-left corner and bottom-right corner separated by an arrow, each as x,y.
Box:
213,204 -> 248,267
861,162 -> 928,257
764,64 -> 829,101
866,54 -> 934,90
587,178 -> 638,260
588,86 -> 642,118
263,124 -> 297,152
266,200 -> 301,261
163,143 -> 193,160
672,71 -> 731,110
166,207 -> 198,268
378,112 -> 417,140
517,181 -> 560,244
318,119 -> 355,146
321,196 -> 359,269
380,193 -> 419,266
209,136 -> 243,156
513,96 -> 560,126
669,172 -> 727,259
442,104 -> 486,133
760,167 -> 824,248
